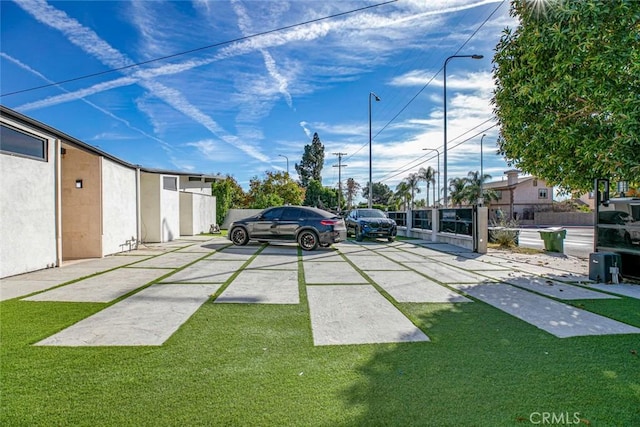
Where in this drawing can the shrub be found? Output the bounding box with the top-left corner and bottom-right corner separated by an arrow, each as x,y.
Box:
489,218 -> 520,248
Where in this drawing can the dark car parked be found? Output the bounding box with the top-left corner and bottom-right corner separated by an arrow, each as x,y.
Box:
228,206 -> 347,251
345,208 -> 397,242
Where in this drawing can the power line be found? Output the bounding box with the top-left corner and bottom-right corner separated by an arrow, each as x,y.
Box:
2,0 -> 398,97
372,116 -> 497,183
380,122 -> 499,184
344,0 -> 506,163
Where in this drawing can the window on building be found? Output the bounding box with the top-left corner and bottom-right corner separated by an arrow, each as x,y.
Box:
495,190 -> 502,200
188,176 -> 201,181
0,124 -> 47,161
538,188 -> 548,199
163,176 -> 177,191
533,179 -> 538,187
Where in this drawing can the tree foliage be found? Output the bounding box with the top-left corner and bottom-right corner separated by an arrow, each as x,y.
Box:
295,132 -> 325,187
247,171 -> 304,209
447,171 -> 499,207
211,175 -> 246,225
418,166 -> 437,207
303,179 -> 338,210
344,178 -> 361,210
492,0 -> 640,193
362,182 -> 393,206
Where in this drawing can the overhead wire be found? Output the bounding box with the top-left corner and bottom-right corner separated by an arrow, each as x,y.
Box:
344,0 -> 506,165
1,0 -> 398,97
380,121 -> 499,184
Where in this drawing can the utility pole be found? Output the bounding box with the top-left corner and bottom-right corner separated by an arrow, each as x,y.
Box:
332,152 -> 347,213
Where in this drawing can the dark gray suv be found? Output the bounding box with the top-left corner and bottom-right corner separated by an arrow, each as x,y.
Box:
228,206 -> 347,251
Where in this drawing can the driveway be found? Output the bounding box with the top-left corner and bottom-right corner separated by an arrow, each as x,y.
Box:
2,236 -> 639,347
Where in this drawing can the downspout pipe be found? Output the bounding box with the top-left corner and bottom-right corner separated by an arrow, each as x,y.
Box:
55,139 -> 62,267
136,166 -> 141,248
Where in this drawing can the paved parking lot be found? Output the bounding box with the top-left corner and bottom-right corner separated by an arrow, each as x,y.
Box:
2,236 -> 640,347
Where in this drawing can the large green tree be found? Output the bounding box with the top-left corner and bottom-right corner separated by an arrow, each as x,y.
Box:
295,132 -> 325,187
492,0 -> 640,193
303,179 -> 338,210
362,182 -> 393,207
211,175 -> 246,225
247,171 -> 305,209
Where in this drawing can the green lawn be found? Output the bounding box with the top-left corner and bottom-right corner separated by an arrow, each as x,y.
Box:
2,270 -> 639,426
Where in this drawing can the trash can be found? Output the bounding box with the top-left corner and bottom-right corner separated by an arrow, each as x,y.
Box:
538,227 -> 567,253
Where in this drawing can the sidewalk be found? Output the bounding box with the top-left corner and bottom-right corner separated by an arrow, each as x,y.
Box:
2,236 -> 639,346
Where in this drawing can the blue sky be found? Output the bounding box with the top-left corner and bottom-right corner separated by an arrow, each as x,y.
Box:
1,0 -> 517,200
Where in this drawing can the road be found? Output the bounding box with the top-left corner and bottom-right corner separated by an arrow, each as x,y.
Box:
517,227 -> 594,259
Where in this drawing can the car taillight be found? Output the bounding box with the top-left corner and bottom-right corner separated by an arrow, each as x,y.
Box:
320,219 -> 340,226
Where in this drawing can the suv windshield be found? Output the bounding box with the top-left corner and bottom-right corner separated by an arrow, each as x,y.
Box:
357,209 -> 387,218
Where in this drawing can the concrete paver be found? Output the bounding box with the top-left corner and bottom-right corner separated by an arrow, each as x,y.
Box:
246,254 -> 298,270
128,251 -> 210,268
215,269 -> 299,304
24,267 -> 173,303
405,261 -> 493,284
372,248 -> 428,263
307,285 -> 430,346
162,260 -> 245,283
5,234 -> 638,348
366,270 -> 471,303
500,273 -> 618,300
303,260 -> 367,284
342,254 -> 409,271
436,257 -> 511,271
1,279 -> 65,301
586,283 -> 640,300
300,249 -> 344,262
453,283 -> 640,338
209,245 -> 261,260
36,284 -> 219,346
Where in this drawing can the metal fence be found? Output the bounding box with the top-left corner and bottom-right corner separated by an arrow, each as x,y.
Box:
412,209 -> 433,230
387,211 -> 406,227
439,208 -> 473,236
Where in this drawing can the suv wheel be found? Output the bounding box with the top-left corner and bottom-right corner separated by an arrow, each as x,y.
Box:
230,227 -> 249,246
298,230 -> 319,251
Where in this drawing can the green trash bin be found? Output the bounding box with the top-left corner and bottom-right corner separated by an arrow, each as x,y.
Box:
538,228 -> 567,253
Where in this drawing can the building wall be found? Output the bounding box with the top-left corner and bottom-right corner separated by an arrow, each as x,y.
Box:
179,176 -> 213,195
180,192 -> 216,235
61,146 -> 102,259
140,172 -> 180,242
101,158 -> 138,254
160,176 -> 180,242
0,122 -> 57,278
140,172 -> 161,242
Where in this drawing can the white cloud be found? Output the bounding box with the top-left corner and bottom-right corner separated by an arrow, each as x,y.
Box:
14,0 -> 271,163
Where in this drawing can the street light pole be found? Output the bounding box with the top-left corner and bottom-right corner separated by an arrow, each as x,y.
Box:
369,91 -> 380,209
479,133 -> 486,205
443,54 -> 483,207
422,148 -> 440,207
278,154 -> 289,175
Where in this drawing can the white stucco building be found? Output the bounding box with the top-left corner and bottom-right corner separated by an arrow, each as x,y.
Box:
0,105 -> 218,278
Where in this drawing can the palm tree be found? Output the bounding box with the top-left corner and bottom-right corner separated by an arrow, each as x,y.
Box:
463,171 -> 498,205
448,177 -> 468,207
405,173 -> 421,210
394,181 -> 411,210
418,166 -> 436,207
